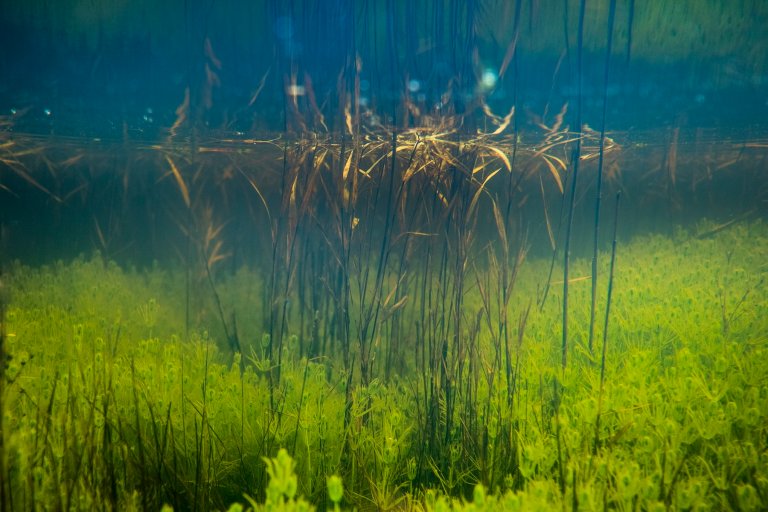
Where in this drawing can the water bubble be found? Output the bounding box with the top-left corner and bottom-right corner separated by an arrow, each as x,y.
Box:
481,68 -> 498,89
10,108 -> 16,115
43,108 -> 52,116
286,84 -> 305,97
408,79 -> 421,93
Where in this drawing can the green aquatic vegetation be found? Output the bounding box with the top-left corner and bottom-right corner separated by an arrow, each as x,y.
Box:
0,222 -> 767,510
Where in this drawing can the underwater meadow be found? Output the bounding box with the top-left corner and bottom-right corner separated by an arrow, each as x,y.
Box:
2,0 -> 768,510
1,210 -> 767,511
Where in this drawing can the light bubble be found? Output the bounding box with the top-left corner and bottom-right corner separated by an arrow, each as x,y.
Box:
408,79 -> 421,93
286,84 -> 306,97
481,68 -> 498,89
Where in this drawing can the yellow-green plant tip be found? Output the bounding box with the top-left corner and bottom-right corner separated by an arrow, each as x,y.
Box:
327,475 -> 343,504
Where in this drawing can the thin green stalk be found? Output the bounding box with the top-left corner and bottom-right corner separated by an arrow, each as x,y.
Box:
626,0 -> 635,64
539,176 -> 569,311
588,0 -> 617,353
562,0 -> 587,370
0,222 -> 8,512
292,356 -> 311,454
554,379 -> 565,498
267,142 -> 290,412
594,191 -> 621,454
130,360 -> 149,511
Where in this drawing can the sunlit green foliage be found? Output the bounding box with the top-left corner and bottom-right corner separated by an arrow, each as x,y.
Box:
1,220 -> 766,510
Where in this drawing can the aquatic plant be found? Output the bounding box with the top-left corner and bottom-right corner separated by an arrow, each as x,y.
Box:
1,0 -> 767,509
0,218 -> 763,510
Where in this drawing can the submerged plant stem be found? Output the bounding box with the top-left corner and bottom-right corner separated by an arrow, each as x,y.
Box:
562,0 -> 587,370
588,0 -> 617,353
594,191 -> 621,454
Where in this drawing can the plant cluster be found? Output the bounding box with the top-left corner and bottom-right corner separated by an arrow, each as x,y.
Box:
0,220 -> 765,510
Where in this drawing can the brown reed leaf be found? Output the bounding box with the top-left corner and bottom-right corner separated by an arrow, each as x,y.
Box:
467,167 -> 501,220
342,152 -> 353,181
490,106 -> 515,136
164,155 -> 191,208
492,198 -> 507,249
207,239 -> 231,269
541,154 -> 565,194
498,32 -> 519,79
93,216 -> 108,250
482,145 -> 511,172
0,158 -> 61,202
169,88 -> 190,138
248,68 -> 271,107
59,154 -> 84,168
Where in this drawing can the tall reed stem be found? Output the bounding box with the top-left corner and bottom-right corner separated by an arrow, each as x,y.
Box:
594,191 -> 621,453
0,221 -> 8,512
588,0 -> 617,353
562,0 -> 587,370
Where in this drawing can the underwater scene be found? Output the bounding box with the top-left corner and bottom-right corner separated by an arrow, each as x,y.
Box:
0,1 -> 767,510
